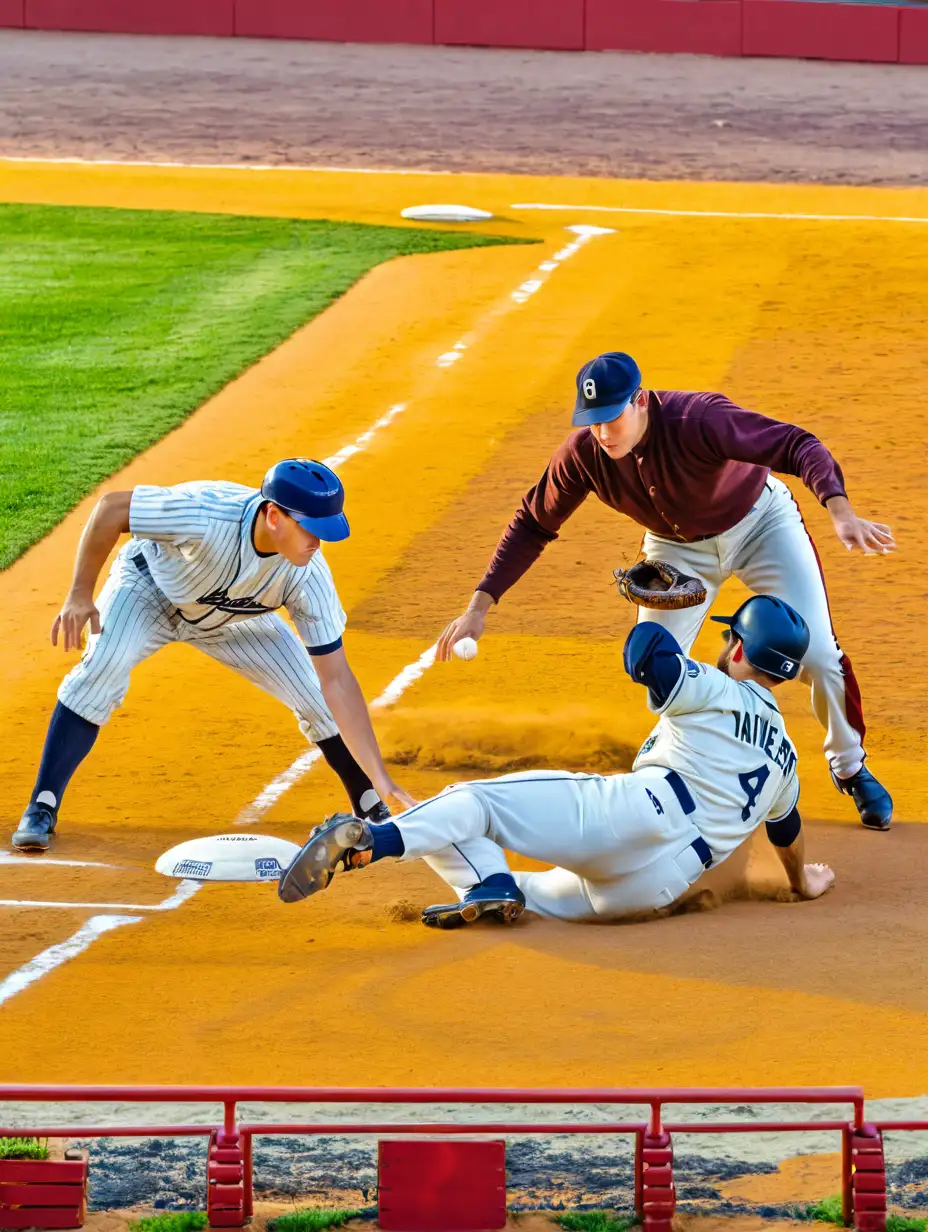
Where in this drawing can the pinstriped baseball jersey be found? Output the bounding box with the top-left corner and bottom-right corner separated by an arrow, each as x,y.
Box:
127,482 -> 346,645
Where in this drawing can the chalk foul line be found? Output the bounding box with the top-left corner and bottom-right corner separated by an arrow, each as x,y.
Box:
235,644 -> 437,826
0,881 -> 202,1007
511,202 -> 928,226
234,222 -> 617,826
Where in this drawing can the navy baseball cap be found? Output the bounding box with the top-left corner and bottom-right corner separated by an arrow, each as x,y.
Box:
261,458 -> 350,542
572,352 -> 643,427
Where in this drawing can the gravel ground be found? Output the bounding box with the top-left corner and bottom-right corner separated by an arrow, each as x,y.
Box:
1,31 -> 928,185
2,1098 -> 927,1211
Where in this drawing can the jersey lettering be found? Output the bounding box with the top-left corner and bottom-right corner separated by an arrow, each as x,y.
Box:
731,708 -> 796,775
646,789 -> 664,816
197,586 -> 278,616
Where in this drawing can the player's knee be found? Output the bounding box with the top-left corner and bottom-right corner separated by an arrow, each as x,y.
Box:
298,713 -> 338,744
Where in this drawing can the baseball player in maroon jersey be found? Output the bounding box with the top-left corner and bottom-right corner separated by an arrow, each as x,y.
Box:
437,352 -> 895,830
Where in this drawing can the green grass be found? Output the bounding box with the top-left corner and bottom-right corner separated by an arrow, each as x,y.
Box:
129,1215 -> 207,1232
0,1137 -> 50,1160
0,202 -> 524,570
886,1217 -> 928,1232
804,1194 -> 846,1224
801,1194 -> 927,1232
268,1209 -> 369,1232
554,1213 -> 638,1232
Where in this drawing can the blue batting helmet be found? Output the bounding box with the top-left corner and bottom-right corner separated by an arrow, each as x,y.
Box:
711,595 -> 810,682
261,458 -> 349,542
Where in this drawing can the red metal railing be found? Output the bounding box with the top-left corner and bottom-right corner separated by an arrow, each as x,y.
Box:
1,1085 -> 925,1232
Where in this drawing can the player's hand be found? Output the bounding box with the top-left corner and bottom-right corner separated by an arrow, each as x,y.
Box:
830,511 -> 895,555
376,777 -> 419,811
51,589 -> 101,651
437,609 -> 486,662
799,862 -> 835,900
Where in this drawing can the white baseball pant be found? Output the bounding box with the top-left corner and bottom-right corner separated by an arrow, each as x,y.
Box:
637,476 -> 866,779
395,768 -> 713,921
58,550 -> 338,740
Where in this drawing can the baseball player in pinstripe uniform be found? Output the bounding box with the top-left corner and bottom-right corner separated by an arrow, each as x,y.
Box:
12,459 -> 415,853
438,352 -> 896,831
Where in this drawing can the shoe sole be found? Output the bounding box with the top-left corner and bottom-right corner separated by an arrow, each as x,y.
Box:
278,819 -> 364,904
11,838 -> 51,852
422,898 -> 524,930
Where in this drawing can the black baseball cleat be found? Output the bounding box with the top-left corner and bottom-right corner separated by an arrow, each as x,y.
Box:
832,766 -> 893,831
277,813 -> 373,904
12,803 -> 58,852
422,877 -> 526,930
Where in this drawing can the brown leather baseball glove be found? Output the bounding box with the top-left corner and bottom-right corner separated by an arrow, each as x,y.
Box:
613,559 -> 708,610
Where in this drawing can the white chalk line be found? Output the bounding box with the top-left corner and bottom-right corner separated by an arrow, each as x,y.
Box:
0,852 -> 122,869
323,403 -> 407,470
0,878 -> 203,914
235,223 -> 614,822
235,645 -> 437,826
0,915 -> 142,1008
511,202 -> 928,225
3,155 -> 922,225
0,155 -> 449,175
0,881 -> 201,1007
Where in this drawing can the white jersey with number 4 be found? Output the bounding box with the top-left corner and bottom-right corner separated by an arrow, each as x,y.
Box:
633,654 -> 799,859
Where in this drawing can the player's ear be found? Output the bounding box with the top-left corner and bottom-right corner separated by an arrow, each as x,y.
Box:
732,641 -> 744,663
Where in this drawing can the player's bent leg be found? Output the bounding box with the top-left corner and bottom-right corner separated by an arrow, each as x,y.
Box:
15,558 -> 175,851
732,478 -> 891,829
198,614 -> 388,820
513,867 -> 597,921
516,831 -> 712,922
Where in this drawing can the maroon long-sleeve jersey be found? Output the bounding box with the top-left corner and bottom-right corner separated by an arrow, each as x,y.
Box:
476,390 -> 846,603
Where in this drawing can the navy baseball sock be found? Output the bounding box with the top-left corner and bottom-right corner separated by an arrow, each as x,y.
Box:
368,821 -> 405,862
30,702 -> 100,811
316,734 -> 383,818
478,873 -> 520,894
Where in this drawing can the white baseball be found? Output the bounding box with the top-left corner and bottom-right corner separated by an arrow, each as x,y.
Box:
452,637 -> 479,661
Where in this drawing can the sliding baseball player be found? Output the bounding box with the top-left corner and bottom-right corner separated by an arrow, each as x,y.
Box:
278,595 -> 835,926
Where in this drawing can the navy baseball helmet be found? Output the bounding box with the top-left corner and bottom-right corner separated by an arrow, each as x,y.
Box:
573,352 -> 642,427
261,458 -> 349,542
711,596 -> 810,682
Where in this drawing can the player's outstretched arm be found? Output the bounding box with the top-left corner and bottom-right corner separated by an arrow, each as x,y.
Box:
313,647 -> 418,811
52,489 -> 133,651
766,808 -> 835,900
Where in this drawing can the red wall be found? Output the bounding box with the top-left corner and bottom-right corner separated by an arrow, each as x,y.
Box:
899,5 -> 928,62
742,0 -> 899,60
24,0 -> 234,35
435,0 -> 584,50
587,0 -> 742,57
0,0 -> 922,66
235,0 -> 433,44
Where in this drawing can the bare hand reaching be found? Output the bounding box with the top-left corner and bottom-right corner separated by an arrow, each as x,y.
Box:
51,589 -> 101,652
827,497 -> 895,555
437,593 -> 493,662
